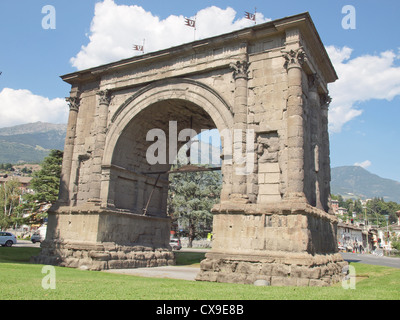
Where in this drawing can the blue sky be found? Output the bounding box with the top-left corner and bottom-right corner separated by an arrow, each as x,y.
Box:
0,0 -> 399,182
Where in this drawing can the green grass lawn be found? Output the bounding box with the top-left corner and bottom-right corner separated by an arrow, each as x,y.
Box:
0,247 -> 399,300
175,251 -> 205,267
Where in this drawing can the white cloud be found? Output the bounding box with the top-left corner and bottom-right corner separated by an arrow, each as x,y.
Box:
0,88 -> 68,128
327,46 -> 400,132
354,160 -> 372,169
70,0 -> 270,70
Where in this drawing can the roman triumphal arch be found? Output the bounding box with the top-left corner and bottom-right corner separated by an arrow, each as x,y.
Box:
34,13 -> 347,286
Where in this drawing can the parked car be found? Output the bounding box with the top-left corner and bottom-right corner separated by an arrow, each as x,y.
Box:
0,232 -> 17,247
169,238 -> 182,250
31,226 -> 47,243
31,232 -> 42,243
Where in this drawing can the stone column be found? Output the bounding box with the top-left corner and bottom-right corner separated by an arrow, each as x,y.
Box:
308,74 -> 323,210
58,94 -> 80,205
229,60 -> 250,202
282,48 -> 307,201
88,89 -> 111,205
320,94 -> 332,212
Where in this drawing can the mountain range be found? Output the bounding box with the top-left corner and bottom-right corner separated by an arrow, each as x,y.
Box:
0,122 -> 66,164
0,122 -> 399,203
330,166 -> 400,203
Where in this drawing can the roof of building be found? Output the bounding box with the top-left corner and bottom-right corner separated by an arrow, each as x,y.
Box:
338,222 -> 362,231
0,176 -> 32,185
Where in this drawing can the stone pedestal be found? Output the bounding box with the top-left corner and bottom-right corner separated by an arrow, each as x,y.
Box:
32,207 -> 174,270
196,201 -> 347,286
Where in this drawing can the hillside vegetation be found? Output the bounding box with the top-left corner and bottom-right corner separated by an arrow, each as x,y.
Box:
0,122 -> 66,164
331,166 -> 400,203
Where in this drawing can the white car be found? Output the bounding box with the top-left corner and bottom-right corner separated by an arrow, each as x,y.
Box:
0,232 -> 17,247
169,238 -> 182,250
31,226 -> 47,243
31,232 -> 43,243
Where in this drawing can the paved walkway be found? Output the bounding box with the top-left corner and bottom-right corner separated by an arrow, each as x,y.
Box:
104,266 -> 200,281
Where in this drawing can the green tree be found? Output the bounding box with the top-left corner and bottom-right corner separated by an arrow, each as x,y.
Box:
345,199 -> 354,213
391,239 -> 400,251
21,167 -> 32,175
28,150 -> 63,203
334,194 -> 345,208
168,166 -> 221,247
353,199 -> 363,215
22,150 -> 63,224
0,179 -> 22,230
365,198 -> 400,227
0,163 -> 14,171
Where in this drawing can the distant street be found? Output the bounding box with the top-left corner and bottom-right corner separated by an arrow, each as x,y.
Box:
341,252 -> 400,269
13,239 -> 40,248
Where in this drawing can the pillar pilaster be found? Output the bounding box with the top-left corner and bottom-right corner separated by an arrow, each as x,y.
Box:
282,47 -> 307,201
229,60 -> 251,203
88,89 -> 112,205
320,94 -> 332,212
58,94 -> 80,205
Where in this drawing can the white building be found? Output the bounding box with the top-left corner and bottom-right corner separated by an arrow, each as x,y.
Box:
337,222 -> 363,252
376,211 -> 400,250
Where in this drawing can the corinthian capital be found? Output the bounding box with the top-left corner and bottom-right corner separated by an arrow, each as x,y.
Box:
230,60 -> 250,80
282,47 -> 306,69
320,94 -> 332,107
97,89 -> 112,106
66,96 -> 80,112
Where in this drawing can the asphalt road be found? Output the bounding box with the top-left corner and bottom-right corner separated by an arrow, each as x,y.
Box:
12,239 -> 41,248
341,252 -> 400,269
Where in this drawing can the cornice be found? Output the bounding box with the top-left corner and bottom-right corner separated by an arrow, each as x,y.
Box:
60,12 -> 337,86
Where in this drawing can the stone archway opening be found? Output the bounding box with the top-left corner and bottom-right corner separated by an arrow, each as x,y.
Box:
168,128 -> 223,247
110,98 -> 219,217
106,97 -> 224,257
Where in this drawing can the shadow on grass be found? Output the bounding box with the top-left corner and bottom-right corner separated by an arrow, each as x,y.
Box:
0,247 -> 205,268
0,247 -> 41,264
174,251 -> 206,267
344,259 -> 361,264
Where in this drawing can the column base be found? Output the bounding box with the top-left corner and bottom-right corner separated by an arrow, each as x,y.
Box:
31,206 -> 174,271
196,251 -> 347,287
197,202 -> 347,286
32,240 -> 175,271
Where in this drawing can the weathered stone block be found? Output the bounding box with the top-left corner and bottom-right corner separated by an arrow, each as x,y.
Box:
258,194 -> 282,202
89,251 -> 111,261
259,163 -> 280,173
259,183 -> 280,195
